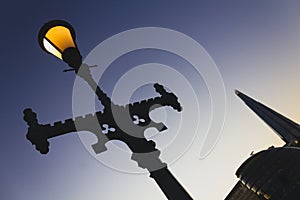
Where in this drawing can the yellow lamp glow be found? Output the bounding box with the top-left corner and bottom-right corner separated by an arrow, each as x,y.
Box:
38,20 -> 82,69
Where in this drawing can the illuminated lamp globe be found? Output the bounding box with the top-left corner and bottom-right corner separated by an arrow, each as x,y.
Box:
38,20 -> 82,70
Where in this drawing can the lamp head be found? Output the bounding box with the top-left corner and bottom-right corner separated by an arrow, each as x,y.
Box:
38,20 -> 82,70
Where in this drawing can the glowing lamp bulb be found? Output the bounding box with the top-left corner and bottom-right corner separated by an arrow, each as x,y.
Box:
38,20 -> 82,69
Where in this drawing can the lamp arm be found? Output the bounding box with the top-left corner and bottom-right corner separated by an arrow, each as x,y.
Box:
23,108 -> 112,154
129,83 -> 182,114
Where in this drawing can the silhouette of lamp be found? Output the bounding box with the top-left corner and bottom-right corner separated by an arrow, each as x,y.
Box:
31,19 -> 193,199
38,20 -> 82,71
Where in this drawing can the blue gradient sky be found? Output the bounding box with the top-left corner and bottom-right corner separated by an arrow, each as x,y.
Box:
1,1 -> 300,199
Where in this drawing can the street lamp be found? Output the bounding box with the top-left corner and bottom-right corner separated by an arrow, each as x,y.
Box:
24,19 -> 193,200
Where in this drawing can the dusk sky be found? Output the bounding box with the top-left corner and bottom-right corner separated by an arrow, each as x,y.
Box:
2,1 -> 300,199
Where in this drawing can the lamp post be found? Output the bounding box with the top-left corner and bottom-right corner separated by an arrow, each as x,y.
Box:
24,20 -> 193,200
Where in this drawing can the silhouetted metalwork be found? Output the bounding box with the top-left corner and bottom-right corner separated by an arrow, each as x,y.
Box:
24,20 -> 193,200
226,90 -> 300,200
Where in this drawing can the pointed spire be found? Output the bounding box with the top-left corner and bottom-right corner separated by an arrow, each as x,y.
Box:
235,90 -> 300,147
